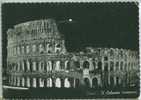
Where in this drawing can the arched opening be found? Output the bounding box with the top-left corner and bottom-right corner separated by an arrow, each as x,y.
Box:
47,44 -> 52,53
83,61 -> 90,69
116,62 -> 119,70
104,56 -> 108,61
47,78 -> 52,87
110,76 -> 114,87
26,45 -> 30,54
32,44 -> 36,52
84,78 -> 90,88
61,78 -> 64,87
116,77 -> 120,86
26,77 -> 30,87
39,44 -> 44,54
74,61 -> 80,68
29,60 -> 32,71
39,78 -> 44,87
32,61 -> 36,71
21,77 -> 25,87
92,78 -> 98,88
32,78 -> 37,88
55,44 -> 61,53
104,63 -> 108,72
46,61 -> 52,71
55,78 -> 61,88
64,78 -> 70,88
120,62 -> 123,71
98,62 -> 102,70
41,62 -> 44,71
55,61 -> 60,71
26,60 -> 30,71
93,62 -> 96,70
110,61 -> 114,71
75,79 -> 80,87
110,49 -> 114,56
66,61 -> 70,70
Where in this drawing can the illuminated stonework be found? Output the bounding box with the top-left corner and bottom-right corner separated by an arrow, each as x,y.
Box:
7,19 -> 139,89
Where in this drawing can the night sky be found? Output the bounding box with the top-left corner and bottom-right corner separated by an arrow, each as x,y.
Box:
2,3 -> 139,59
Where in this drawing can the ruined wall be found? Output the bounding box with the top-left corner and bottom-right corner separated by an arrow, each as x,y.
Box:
6,19 -> 139,89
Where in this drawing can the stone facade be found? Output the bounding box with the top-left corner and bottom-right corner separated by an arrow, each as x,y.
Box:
6,19 -> 139,89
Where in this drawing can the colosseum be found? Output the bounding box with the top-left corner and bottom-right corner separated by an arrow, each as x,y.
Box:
6,19 -> 139,90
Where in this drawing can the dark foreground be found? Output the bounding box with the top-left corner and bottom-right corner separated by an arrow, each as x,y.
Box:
3,87 -> 139,99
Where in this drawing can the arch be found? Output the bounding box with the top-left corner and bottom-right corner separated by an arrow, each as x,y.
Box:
47,78 -> 52,87
26,77 -> 30,87
46,44 -> 52,53
83,61 -> 90,69
17,46 -> 20,55
110,49 -> 114,56
22,61 -> 25,71
92,78 -> 98,88
39,61 -> 44,71
39,44 -> 44,53
55,44 -> 61,53
14,77 -> 17,86
32,61 -> 36,71
93,62 -> 96,70
116,62 -> 119,70
17,77 -> 20,86
33,78 -> 37,88
55,78 -> 61,88
84,78 -> 90,88
75,79 -> 80,87
55,61 -> 60,71
39,78 -> 44,87
64,78 -> 71,88
32,44 -> 36,52
17,62 -> 20,71
21,46 -> 24,54
26,45 -> 30,54
26,60 -> 30,71
110,61 -> 114,71
46,61 -> 52,71
104,63 -> 108,72
98,61 -> 102,70
74,61 -> 80,68
21,77 -> 25,87
65,61 -> 71,70
120,62 -> 123,70
104,56 -> 108,61
110,76 -> 114,87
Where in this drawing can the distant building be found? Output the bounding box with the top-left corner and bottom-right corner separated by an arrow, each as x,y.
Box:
6,19 -> 139,89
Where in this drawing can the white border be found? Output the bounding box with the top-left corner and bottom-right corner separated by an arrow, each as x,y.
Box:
0,0 -> 140,100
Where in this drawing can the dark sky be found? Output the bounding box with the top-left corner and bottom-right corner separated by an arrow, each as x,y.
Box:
2,3 -> 139,54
